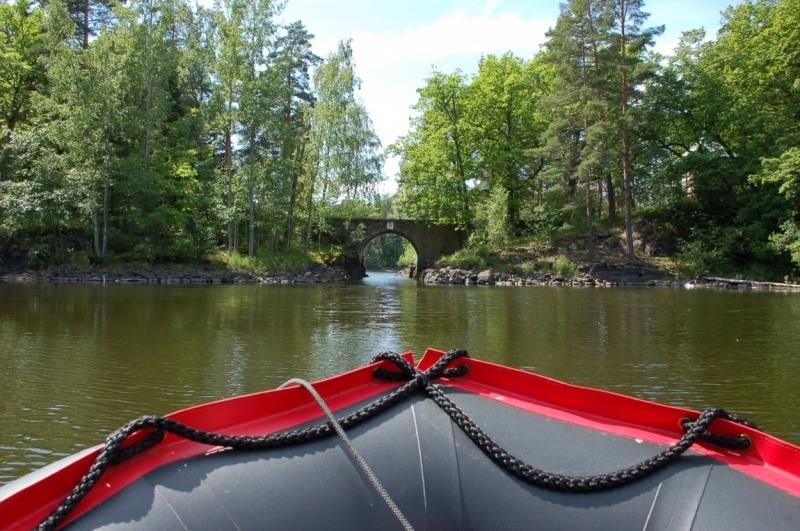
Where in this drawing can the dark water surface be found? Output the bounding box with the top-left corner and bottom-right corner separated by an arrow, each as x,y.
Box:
1,272 -> 799,483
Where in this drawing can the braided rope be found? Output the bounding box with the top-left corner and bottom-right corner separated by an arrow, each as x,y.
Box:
33,369 -> 425,531
33,348 -> 758,530
279,378 -> 415,531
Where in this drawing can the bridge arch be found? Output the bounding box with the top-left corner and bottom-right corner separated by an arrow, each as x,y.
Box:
339,219 -> 464,277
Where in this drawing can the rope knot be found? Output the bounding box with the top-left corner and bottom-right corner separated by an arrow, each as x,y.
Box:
372,349 -> 470,383
414,371 -> 430,387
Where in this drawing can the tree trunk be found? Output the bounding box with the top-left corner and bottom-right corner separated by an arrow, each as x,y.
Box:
248,129 -> 255,258
286,172 -> 299,250
225,125 -> 233,253
584,115 -> 595,261
597,178 -> 603,219
249,180 -> 254,258
1,145 -> 9,182
318,180 -> 327,249
144,79 -> 153,172
303,159 -> 319,251
622,117 -> 635,262
620,2 -> 636,261
606,174 -> 616,220
83,0 -> 90,51
101,179 -> 109,259
93,211 -> 100,258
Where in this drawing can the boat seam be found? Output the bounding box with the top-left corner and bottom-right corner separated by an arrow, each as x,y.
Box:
641,482 -> 662,531
410,405 -> 429,517
184,461 -> 243,531
687,463 -> 714,531
152,485 -> 190,531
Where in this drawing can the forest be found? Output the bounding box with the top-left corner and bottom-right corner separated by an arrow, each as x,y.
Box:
1,0 -> 384,270
393,0 -> 800,279
2,0 -> 800,278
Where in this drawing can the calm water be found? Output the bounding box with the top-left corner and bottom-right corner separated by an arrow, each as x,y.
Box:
1,273 -> 799,484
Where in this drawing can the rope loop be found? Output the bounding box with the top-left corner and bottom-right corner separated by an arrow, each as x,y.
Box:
680,409 -> 760,450
34,348 -> 761,531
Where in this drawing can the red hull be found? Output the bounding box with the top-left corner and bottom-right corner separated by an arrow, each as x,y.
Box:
2,348 -> 799,530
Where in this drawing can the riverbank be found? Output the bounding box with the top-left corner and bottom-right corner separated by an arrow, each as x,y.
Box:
0,263 -> 351,284
400,265 -> 800,290
400,264 -> 680,287
400,218 -> 800,290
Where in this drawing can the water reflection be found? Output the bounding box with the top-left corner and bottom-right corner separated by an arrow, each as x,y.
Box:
1,273 -> 799,483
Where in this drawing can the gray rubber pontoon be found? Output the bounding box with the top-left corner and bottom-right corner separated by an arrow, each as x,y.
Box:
60,387 -> 800,531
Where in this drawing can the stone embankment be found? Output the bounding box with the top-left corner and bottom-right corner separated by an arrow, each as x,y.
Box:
687,276 -> 800,291
400,264 -> 678,287
0,264 -> 349,284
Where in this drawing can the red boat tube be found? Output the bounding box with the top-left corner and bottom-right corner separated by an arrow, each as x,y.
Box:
1,348 -> 799,531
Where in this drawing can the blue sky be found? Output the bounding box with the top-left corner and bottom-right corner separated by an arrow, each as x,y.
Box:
276,0 -> 741,193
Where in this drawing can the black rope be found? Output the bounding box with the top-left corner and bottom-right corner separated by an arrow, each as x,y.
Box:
372,351 -> 759,493
33,349 -> 758,530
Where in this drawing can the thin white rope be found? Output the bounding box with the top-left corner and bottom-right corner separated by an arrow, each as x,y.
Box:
279,378 -> 415,531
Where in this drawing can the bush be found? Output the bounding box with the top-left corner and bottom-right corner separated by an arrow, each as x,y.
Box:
677,224 -> 740,276
552,255 -> 579,278
223,249 -> 318,273
397,241 -> 417,268
438,247 -> 488,270
68,251 -> 90,267
518,260 -> 539,276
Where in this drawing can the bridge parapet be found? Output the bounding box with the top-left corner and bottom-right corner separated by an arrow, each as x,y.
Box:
328,218 -> 464,277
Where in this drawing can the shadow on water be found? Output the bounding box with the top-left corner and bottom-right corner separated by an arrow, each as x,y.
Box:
1,272 -> 799,482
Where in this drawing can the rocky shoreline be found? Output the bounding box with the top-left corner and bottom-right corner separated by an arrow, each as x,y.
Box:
0,263 -> 350,284
686,276 -> 800,291
401,264 -> 679,287
4,263 -> 798,291
399,265 -> 800,290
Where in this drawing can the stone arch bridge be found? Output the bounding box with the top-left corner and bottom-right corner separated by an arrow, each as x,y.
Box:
329,218 -> 464,277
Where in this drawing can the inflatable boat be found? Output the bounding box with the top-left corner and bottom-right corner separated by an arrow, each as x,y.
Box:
1,348 -> 799,531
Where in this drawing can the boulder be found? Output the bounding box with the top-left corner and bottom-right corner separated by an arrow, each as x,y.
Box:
477,270 -> 494,284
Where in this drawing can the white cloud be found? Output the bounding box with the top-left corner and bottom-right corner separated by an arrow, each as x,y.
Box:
318,4 -> 554,194
343,9 -> 551,72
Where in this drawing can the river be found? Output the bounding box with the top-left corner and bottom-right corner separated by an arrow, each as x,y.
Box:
1,272 -> 799,484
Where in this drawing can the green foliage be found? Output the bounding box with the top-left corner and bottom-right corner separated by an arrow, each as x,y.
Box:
363,233 -> 408,269
551,255 -> 580,278
4,0 -> 800,282
392,53 -> 550,233
770,222 -> 800,269
518,260 -> 540,276
68,250 -> 90,266
0,0 -> 384,269
223,249 -> 317,273
397,240 -> 417,268
754,147 -> 800,269
470,187 -> 510,251
391,70 -> 474,229
677,226 -> 738,276
437,247 -> 488,271
0,0 -> 45,161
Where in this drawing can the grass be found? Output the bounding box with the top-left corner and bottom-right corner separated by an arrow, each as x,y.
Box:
221,249 -> 321,274
551,255 -> 580,278
437,247 -> 489,270
57,246 -> 332,275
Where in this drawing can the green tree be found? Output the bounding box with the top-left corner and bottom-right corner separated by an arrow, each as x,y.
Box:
469,53 -> 549,234
543,0 -> 616,260
272,21 -> 318,249
608,0 -> 662,261
0,0 -> 45,182
306,39 -> 382,248
392,70 -> 475,229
